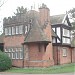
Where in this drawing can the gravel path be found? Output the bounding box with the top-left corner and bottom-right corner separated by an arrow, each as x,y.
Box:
0,72 -> 75,75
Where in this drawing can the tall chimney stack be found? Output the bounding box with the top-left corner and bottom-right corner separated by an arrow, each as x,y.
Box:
39,3 -> 50,25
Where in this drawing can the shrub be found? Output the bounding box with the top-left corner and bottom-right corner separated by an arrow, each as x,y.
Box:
0,51 -> 12,71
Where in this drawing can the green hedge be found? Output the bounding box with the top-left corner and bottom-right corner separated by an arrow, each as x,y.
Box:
0,51 -> 12,71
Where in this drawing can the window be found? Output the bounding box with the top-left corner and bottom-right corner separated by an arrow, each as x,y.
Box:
56,27 -> 61,38
16,26 -> 19,34
5,48 -> 8,52
11,48 -> 15,59
52,37 -> 56,43
63,28 -> 70,37
7,53 -> 11,58
63,48 -> 67,56
8,48 -> 11,52
15,48 -> 19,59
28,24 -> 30,32
12,27 -> 15,35
5,28 -> 8,35
8,27 -> 11,35
19,48 -> 23,59
62,37 -> 70,44
19,25 -> 23,34
52,28 -> 55,32
25,26 -> 28,34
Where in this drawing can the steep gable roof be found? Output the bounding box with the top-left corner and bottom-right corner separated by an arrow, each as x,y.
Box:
50,14 -> 65,24
50,14 -> 71,26
24,18 -> 51,44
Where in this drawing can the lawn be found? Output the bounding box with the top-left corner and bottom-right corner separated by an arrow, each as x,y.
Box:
6,63 -> 75,74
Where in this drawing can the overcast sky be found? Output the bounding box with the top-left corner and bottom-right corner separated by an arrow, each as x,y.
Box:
0,0 -> 75,34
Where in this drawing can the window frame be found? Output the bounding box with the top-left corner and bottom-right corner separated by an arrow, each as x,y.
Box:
19,25 -> 23,34
19,48 -> 23,59
16,26 -> 19,34
15,48 -> 19,59
5,28 -> 8,35
62,48 -> 67,57
12,26 -> 15,35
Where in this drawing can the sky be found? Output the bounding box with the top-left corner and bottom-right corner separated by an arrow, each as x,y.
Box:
0,0 -> 75,34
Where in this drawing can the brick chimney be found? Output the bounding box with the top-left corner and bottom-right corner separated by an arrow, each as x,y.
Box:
39,3 -> 50,25
39,4 -> 54,65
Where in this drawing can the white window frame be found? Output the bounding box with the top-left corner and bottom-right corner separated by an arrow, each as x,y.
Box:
25,25 -> 28,34
12,27 -> 15,35
52,28 -> 55,32
5,28 -> 8,35
19,25 -> 23,34
16,26 -> 19,34
63,28 -> 70,37
63,48 -> 67,57
15,48 -> 19,59
56,27 -> 61,38
62,37 -> 70,44
7,53 -> 10,57
5,48 -> 8,52
11,48 -> 15,59
8,27 -> 11,35
52,37 -> 56,43
8,48 -> 11,52
19,48 -> 23,59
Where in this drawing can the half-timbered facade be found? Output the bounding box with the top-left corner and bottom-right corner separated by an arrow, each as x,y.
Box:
51,14 -> 75,65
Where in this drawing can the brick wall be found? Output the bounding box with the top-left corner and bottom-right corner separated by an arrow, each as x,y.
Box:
72,48 -> 75,63
53,46 -> 72,65
4,35 -> 25,67
4,35 -> 24,47
12,59 -> 23,67
59,47 -> 71,64
23,43 -> 54,67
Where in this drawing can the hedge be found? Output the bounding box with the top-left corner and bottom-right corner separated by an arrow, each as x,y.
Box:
0,51 -> 12,71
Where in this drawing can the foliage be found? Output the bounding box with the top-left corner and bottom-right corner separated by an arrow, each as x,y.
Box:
0,51 -> 12,71
68,8 -> 75,37
6,63 -> 75,74
14,6 -> 27,15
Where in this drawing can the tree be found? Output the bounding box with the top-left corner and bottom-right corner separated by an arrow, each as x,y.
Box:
14,6 -> 27,16
0,0 -> 7,7
68,8 -> 75,38
0,0 -> 7,34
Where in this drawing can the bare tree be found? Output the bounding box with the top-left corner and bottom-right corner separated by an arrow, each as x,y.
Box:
0,0 -> 7,7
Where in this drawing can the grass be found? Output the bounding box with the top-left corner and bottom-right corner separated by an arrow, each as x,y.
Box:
5,63 -> 75,74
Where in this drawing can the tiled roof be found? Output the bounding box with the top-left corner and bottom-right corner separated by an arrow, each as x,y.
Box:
0,33 -> 4,43
24,17 -> 51,44
50,14 -> 65,24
